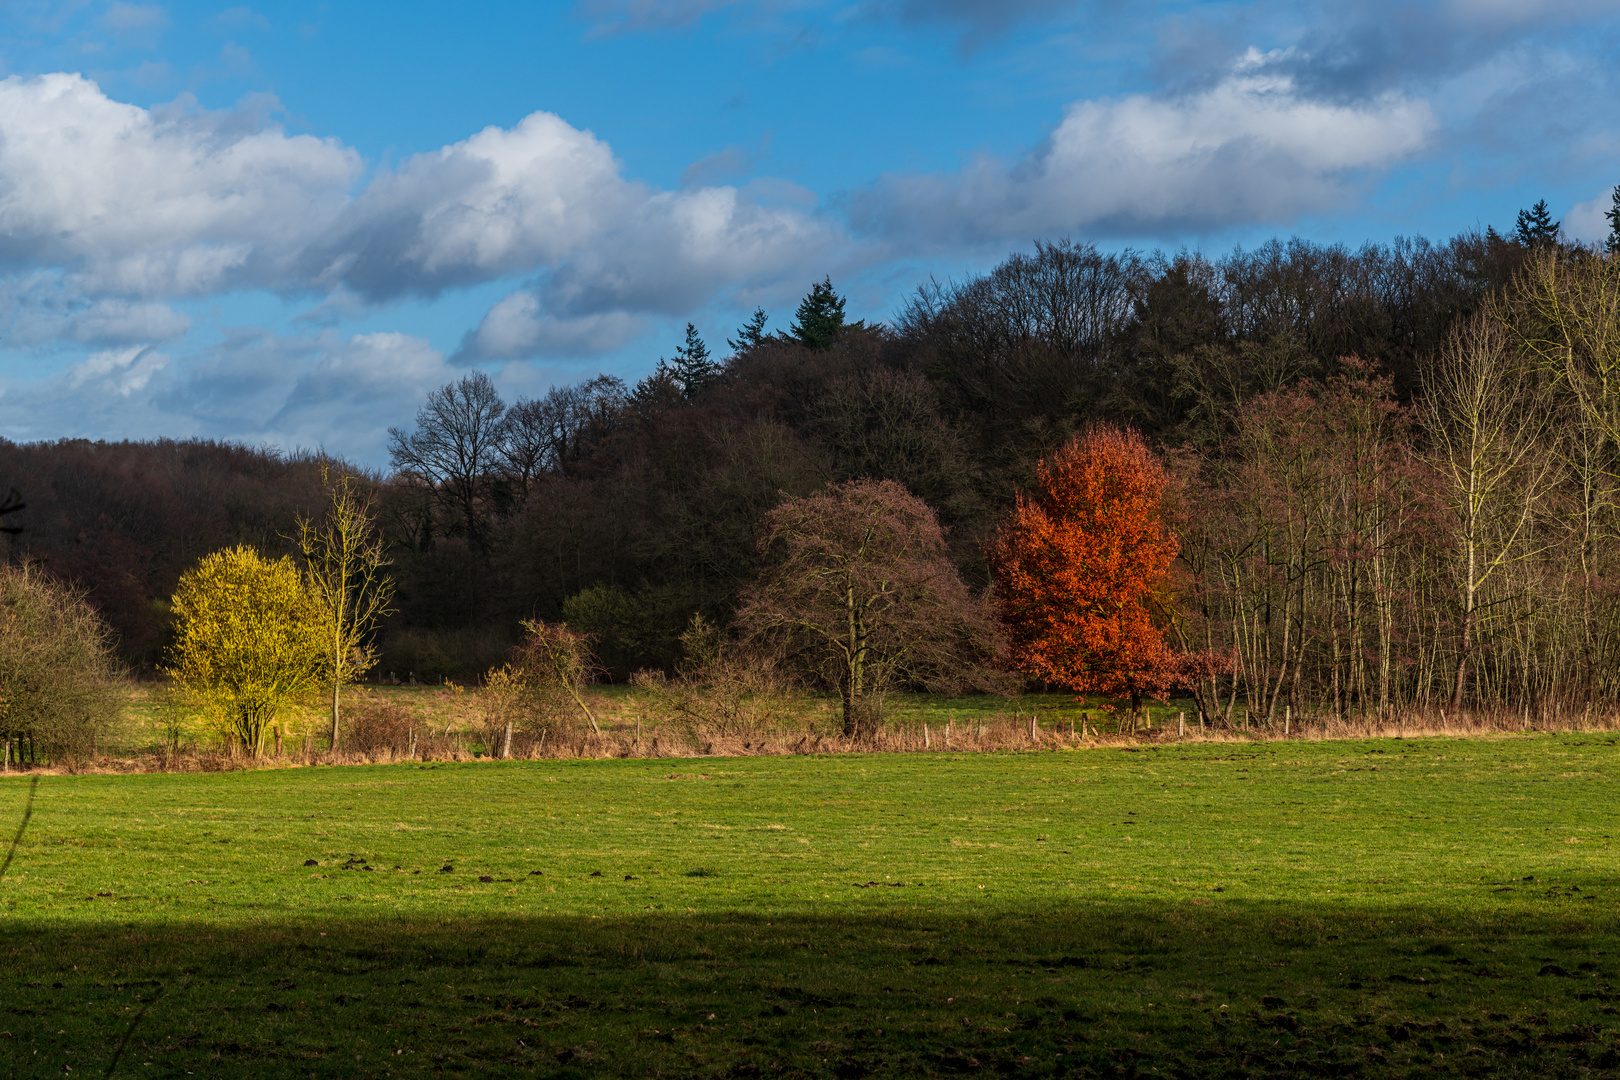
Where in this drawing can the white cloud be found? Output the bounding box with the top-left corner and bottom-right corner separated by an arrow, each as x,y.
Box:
66,345 -> 169,396
1567,186 -> 1619,243
456,291 -> 646,361
0,73 -> 359,297
0,73 -> 842,360
320,111 -> 644,298
324,111 -> 842,312
852,64 -> 1437,246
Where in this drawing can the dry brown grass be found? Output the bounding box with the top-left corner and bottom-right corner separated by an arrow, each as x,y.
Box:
13,682 -> 1615,775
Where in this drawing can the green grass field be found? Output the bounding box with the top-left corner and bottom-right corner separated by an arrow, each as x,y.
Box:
3,734 -> 1620,1077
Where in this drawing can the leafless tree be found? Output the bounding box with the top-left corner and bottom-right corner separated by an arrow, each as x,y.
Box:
297,464 -> 396,749
1424,315 -> 1557,708
499,375 -> 627,500
735,479 -> 1003,738
388,372 -> 506,551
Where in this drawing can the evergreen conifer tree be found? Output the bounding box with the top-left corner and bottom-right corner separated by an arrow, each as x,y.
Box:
1514,199 -> 1561,246
782,277 -> 862,350
669,323 -> 718,399
1605,184 -> 1620,255
727,308 -> 770,353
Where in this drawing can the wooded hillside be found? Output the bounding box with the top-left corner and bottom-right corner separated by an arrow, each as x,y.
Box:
2,229 -> 1538,699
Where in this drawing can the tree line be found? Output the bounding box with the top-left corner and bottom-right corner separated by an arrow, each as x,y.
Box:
5,206 -> 1618,731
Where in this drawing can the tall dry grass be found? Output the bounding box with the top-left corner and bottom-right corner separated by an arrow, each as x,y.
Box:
12,687 -> 1620,776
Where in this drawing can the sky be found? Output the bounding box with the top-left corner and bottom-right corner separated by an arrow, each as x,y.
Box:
0,0 -> 1615,466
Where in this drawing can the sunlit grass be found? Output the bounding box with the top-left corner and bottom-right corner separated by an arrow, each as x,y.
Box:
4,734 -> 1619,1075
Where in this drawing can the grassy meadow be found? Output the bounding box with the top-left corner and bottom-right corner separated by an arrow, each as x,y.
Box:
3,733 -> 1620,1077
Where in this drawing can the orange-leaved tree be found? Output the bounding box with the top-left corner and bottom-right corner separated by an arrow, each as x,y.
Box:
987,424 -> 1180,718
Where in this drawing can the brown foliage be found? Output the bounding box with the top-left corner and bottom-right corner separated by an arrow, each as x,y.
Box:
988,424 -> 1182,716
735,478 -> 1004,738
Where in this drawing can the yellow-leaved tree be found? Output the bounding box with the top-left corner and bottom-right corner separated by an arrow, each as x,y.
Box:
165,545 -> 324,756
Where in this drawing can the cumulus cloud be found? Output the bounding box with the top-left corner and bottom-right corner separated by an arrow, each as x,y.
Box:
1567,185 -> 1620,244
0,73 -> 359,297
454,291 -> 646,362
851,62 -> 1437,247
0,73 -> 841,358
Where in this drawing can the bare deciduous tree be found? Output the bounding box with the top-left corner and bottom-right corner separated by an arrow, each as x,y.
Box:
388,372 -> 506,551
297,464 -> 396,750
735,479 -> 1003,738
499,375 -> 627,501
1424,315 -> 1557,708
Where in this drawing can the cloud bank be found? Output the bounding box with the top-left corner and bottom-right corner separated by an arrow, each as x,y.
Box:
0,72 -> 842,359
852,61 -> 1437,248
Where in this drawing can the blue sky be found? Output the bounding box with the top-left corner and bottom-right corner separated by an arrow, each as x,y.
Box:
0,0 -> 1616,465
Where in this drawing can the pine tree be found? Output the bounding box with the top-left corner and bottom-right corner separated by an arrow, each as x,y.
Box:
1605,184 -> 1620,255
727,308 -> 770,353
782,277 -> 862,351
1514,199 -> 1561,247
669,323 -> 719,399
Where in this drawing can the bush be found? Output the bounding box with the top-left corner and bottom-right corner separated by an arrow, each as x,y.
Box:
560,583 -> 683,681
0,563 -> 124,763
477,621 -> 601,755
635,615 -> 802,741
341,693 -> 416,758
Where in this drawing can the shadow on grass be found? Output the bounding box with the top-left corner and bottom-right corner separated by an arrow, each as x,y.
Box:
3,903 -> 1619,1078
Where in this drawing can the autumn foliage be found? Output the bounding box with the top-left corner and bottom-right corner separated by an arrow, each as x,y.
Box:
988,425 -> 1179,712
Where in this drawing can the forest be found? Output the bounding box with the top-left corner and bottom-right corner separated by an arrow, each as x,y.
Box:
5,206 -> 1619,726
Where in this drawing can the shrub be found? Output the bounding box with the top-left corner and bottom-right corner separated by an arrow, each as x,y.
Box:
636,615 -> 802,741
341,693 -> 416,758
560,583 -> 683,681
478,620 -> 601,755
0,563 -> 124,763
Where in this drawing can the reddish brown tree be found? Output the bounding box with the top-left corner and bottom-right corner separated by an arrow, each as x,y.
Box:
735,479 -> 1002,738
988,424 -> 1180,716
